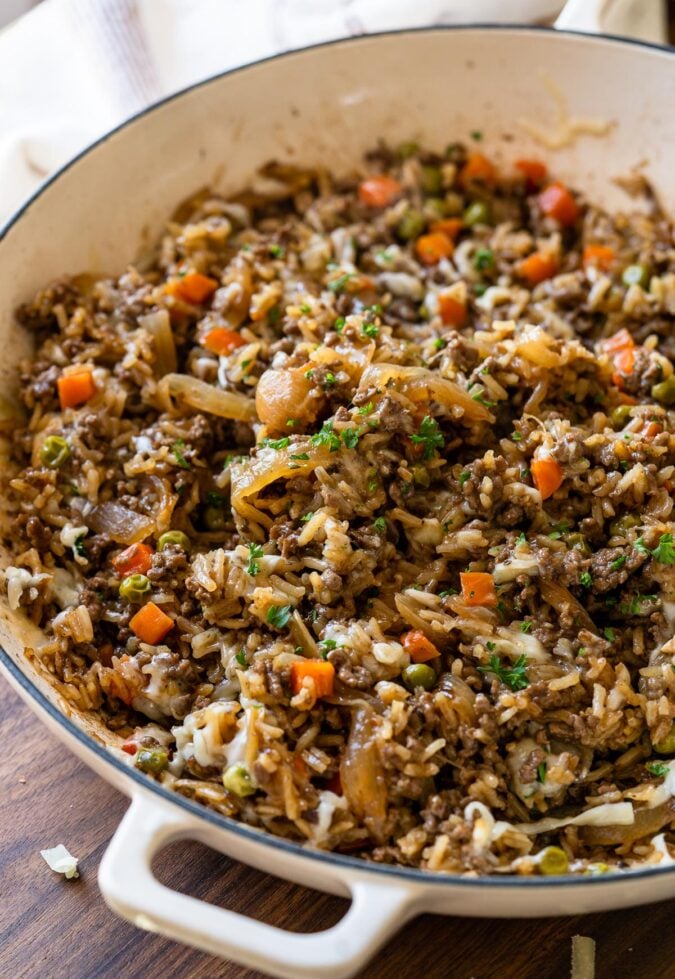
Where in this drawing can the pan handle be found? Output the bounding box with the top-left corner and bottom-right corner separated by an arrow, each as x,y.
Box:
554,0 -> 667,43
98,793 -> 416,979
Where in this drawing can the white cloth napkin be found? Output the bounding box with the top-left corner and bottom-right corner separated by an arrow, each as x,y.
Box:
0,0 -> 663,227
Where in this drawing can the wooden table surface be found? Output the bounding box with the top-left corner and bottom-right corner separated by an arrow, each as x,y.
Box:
1,681 -> 674,979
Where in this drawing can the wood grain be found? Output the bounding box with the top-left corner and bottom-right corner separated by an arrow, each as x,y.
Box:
1,680 -> 674,979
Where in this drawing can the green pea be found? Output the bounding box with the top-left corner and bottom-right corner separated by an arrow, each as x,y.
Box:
402,663 -> 436,691
119,573 -> 151,602
651,375 -> 675,406
204,505 -> 227,531
40,435 -> 70,467
135,747 -> 169,774
158,530 -> 190,552
397,209 -> 426,241
424,197 -> 447,220
443,192 -> 464,216
565,533 -> 591,557
222,762 -> 256,797
622,264 -> 650,289
609,514 -> 640,537
420,165 -> 442,196
462,200 -> 491,227
654,723 -> 675,754
539,846 -> 569,876
610,404 -> 632,430
396,140 -> 419,159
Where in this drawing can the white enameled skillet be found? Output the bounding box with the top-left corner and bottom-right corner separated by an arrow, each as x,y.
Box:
1,4 -> 674,976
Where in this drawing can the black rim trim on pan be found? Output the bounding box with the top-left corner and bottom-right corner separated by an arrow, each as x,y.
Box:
1,25 -> 674,889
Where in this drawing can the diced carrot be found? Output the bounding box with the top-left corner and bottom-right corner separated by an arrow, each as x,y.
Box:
517,252 -> 558,286
583,244 -> 615,271
430,218 -> 463,240
129,601 -> 174,645
538,182 -> 579,227
515,159 -> 548,188
459,152 -> 496,188
401,629 -> 441,663
618,392 -> 638,405
166,272 -> 219,304
460,571 -> 497,607
358,175 -> 402,208
201,327 -> 246,356
531,457 -> 564,500
290,659 -> 335,698
112,542 -> 154,576
121,738 -> 139,755
293,754 -> 309,777
602,329 -> 635,355
438,293 -> 467,327
415,232 -> 454,266
643,421 -> 662,439
613,347 -> 636,380
57,369 -> 96,410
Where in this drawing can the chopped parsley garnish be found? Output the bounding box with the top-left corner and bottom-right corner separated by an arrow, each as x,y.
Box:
511,432 -> 522,442
206,491 -> 227,507
610,555 -> 627,571
579,571 -> 593,588
74,535 -> 88,558
246,542 -> 264,577
367,470 -> 379,492
459,470 -> 471,486
358,402 -> 374,415
439,588 -> 458,598
577,646 -> 587,657
548,522 -> 569,540
603,627 -> 615,642
341,428 -> 360,449
536,762 -> 547,784
318,638 -> 340,660
269,244 -> 285,258
433,338 -> 446,350
473,248 -> 494,271
334,316 -> 346,333
290,453 -> 310,461
266,604 -> 292,629
286,419 -> 298,427
516,532 -> 527,545
651,532 -> 675,565
329,273 -> 354,294
171,439 -> 190,469
478,654 -> 529,691
235,649 -> 246,667
471,130 -> 483,141
259,436 -> 291,450
486,641 -> 496,652
520,620 -> 533,634
646,761 -> 670,778
311,421 -> 341,453
324,372 -> 337,387
473,282 -> 488,296
362,322 -> 380,339
470,389 -> 497,408
373,517 -> 386,533
267,306 -> 281,324
411,415 -> 444,460
300,513 -> 312,523
630,592 -> 656,615
299,303 -> 312,314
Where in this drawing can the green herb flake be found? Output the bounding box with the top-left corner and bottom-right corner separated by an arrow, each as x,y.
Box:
246,542 -> 264,577
266,604 -> 292,629
470,388 -> 497,408
259,436 -> 291,450
205,491 -> 227,507
290,453 -> 310,461
486,641 -> 496,652
235,649 -> 246,667
646,761 -> 670,778
267,306 -> 281,324
478,654 -> 529,692
324,372 -> 337,388
328,273 -> 354,294
362,322 -> 380,339
536,762 -> 547,784
471,130 -> 483,141
373,517 -> 386,534
318,638 -> 339,661
74,534 -> 88,558
334,316 -> 346,333
610,555 -> 627,571
411,415 -> 444,460
511,432 -> 522,442
299,303 -> 312,314
520,620 -> 533,634
651,532 -> 675,565
269,244 -> 285,258
341,428 -> 360,449
579,571 -> 593,588
311,421 -> 341,453
516,532 -> 527,545
171,439 -> 191,470
439,588 -> 458,598
358,402 -> 374,416
433,338 -> 446,351
473,248 -> 494,271
577,646 -> 587,657
603,627 -> 616,642
459,470 -> 471,486
300,513 -> 312,523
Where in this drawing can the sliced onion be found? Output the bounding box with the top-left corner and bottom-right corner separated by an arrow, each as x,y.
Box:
231,442 -> 330,529
256,368 -> 319,431
158,373 -> 257,423
540,579 -> 598,635
340,705 -> 387,842
581,801 -> 674,846
145,474 -> 179,535
139,310 -> 177,375
358,364 -> 491,423
87,502 -> 155,544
